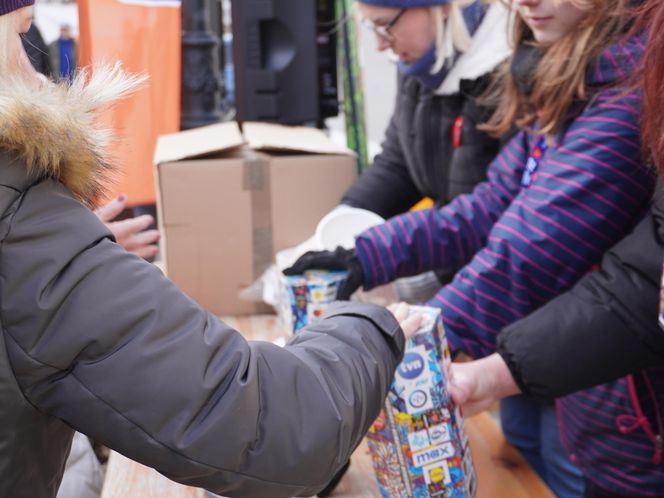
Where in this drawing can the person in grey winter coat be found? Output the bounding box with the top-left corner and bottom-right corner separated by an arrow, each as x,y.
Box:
0,3 -> 420,498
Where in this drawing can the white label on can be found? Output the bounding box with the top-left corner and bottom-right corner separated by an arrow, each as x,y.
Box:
406,388 -> 434,414
408,429 -> 431,452
412,442 -> 456,467
396,346 -> 431,386
428,423 -> 451,446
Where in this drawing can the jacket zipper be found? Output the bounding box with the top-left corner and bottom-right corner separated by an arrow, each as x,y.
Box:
452,116 -> 464,149
431,98 -> 442,197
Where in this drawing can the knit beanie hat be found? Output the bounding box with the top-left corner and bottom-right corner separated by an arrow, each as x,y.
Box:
0,0 -> 34,16
358,0 -> 486,36
358,0 -> 449,7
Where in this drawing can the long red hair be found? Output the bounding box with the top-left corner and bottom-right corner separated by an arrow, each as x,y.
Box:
482,0 -> 631,140
640,0 -> 664,174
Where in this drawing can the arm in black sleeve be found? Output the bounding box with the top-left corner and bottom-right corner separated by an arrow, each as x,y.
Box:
341,96 -> 422,218
497,208 -> 664,401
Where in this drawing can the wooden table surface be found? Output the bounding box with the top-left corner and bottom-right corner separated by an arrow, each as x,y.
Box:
101,315 -> 554,498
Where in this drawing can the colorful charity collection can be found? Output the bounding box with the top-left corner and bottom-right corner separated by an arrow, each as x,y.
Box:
367,306 -> 477,498
283,270 -> 347,332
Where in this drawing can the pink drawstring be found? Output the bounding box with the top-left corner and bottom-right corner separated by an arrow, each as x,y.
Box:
621,374 -> 664,465
616,414 -> 649,434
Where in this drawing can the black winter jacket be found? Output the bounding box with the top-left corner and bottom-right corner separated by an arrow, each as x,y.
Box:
497,185 -> 664,400
342,73 -> 502,218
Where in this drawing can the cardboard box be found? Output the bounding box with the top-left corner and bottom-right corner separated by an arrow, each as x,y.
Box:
367,306 -> 477,498
154,122 -> 357,315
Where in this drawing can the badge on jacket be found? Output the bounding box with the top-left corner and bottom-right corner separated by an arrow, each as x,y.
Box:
521,135 -> 548,188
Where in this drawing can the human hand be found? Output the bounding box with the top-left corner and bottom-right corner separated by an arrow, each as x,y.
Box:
283,246 -> 364,300
448,353 -> 521,418
95,194 -> 160,260
387,302 -> 423,340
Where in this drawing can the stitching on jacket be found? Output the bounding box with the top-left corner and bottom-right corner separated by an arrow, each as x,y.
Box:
3,330 -> 329,490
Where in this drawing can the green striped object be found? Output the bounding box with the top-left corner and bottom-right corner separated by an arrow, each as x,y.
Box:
336,0 -> 369,174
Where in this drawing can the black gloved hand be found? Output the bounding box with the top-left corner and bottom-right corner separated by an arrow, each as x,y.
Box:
283,246 -> 364,300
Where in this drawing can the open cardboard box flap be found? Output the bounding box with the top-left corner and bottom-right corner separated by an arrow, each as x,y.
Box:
242,122 -> 356,156
154,121 -> 355,167
154,122 -> 245,165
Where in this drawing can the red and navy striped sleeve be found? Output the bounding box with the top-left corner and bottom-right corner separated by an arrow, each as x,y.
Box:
432,89 -> 654,358
354,130 -> 528,287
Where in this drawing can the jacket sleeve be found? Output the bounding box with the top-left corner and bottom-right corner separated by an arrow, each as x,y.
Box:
430,90 -> 655,359
341,87 -> 422,219
497,203 -> 664,401
1,181 -> 405,498
354,129 -> 528,288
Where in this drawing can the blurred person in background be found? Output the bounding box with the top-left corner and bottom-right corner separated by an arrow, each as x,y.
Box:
49,22 -> 76,81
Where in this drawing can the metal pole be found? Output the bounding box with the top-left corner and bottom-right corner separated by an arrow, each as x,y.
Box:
207,0 -> 224,98
181,0 -> 221,129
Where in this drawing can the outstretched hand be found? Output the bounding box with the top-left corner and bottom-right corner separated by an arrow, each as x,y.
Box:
448,353 -> 522,418
95,194 -> 160,260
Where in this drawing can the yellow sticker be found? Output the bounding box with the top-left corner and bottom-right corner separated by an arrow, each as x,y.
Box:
429,467 -> 445,483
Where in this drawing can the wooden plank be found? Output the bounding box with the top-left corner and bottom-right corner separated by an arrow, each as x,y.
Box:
101,452 -> 206,498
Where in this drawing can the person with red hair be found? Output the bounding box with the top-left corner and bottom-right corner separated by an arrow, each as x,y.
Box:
288,0 -> 654,496
450,3 -> 664,496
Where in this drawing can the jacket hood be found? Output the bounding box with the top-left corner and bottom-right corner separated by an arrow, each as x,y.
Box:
588,32 -> 646,87
0,65 -> 143,206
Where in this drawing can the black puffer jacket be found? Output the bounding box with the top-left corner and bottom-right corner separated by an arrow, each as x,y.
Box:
497,184 -> 664,400
342,72 -> 502,218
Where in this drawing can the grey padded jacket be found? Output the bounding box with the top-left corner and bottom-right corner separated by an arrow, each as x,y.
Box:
0,88 -> 405,498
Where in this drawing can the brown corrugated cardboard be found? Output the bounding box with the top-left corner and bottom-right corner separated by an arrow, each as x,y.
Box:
155,122 -> 357,316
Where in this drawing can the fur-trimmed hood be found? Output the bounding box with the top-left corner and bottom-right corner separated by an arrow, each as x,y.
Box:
0,65 -> 144,206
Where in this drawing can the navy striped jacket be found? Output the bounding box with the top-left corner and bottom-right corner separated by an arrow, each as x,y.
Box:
355,34 -> 663,495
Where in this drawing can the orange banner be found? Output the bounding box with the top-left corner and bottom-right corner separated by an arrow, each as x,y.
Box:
78,0 -> 181,206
